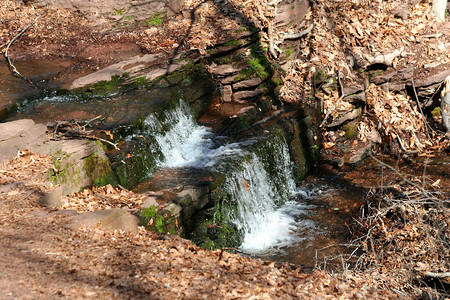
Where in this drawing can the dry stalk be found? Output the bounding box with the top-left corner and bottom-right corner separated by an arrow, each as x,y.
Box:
347,155 -> 449,297
4,14 -> 42,85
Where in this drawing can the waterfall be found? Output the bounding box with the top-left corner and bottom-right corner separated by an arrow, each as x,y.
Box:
144,100 -> 308,252
144,100 -> 241,169
221,139 -> 304,252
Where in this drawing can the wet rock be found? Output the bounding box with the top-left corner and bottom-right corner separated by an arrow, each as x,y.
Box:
232,78 -> 263,91
67,209 -> 139,233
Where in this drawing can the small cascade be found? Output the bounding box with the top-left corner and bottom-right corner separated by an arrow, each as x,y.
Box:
221,138 -> 306,252
144,100 -> 241,169
143,100 -> 311,252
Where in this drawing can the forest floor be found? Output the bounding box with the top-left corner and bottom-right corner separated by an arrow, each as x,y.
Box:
0,0 -> 449,298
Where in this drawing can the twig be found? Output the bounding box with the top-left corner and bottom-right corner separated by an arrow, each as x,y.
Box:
19,189 -> 37,202
4,14 -> 42,85
256,1 -> 277,58
369,151 -> 438,201
282,23 -> 314,41
421,33 -> 443,39
89,136 -> 120,150
83,115 -> 103,127
320,70 -> 346,127
422,271 -> 450,279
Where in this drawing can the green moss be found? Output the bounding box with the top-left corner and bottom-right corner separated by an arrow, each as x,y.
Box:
146,12 -> 165,27
233,26 -> 247,33
343,124 -> 358,139
285,48 -> 292,57
114,8 -> 125,15
83,150 -> 117,187
223,40 -> 241,47
139,206 -> 179,234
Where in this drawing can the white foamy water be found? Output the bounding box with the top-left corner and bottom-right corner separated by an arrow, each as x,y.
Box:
144,101 -> 241,168
223,149 -> 307,252
145,100 -> 311,252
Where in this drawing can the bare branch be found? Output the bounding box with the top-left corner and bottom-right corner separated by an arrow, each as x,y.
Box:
4,14 -> 42,84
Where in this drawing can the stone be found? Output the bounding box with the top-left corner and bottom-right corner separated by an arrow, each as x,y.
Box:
344,92 -> 366,103
326,107 -> 362,128
342,77 -> 366,96
371,66 -> 413,87
162,203 -> 182,219
70,54 -> 186,89
67,209 -> 139,233
40,138 -> 116,199
232,78 -> 263,90
275,0 -> 309,27
348,143 -> 372,165
414,68 -> 450,88
24,0 -> 183,20
210,64 -> 242,76
221,85 -> 233,103
0,119 -> 48,163
142,196 -> 159,208
39,185 -> 64,207
232,89 -> 265,103
221,74 -> 239,85
392,6 -> 409,20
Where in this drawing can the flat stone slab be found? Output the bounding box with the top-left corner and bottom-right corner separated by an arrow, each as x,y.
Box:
70,53 -> 186,89
67,209 -> 139,233
0,119 -> 48,163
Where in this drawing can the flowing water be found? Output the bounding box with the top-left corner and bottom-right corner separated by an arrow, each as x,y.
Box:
142,100 -> 320,254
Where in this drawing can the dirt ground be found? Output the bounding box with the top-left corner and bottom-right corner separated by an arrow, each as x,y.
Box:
0,0 -> 449,298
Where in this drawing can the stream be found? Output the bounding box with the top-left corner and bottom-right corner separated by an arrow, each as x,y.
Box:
8,60 -> 448,270
125,100 -> 362,268
1,61 -> 366,268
